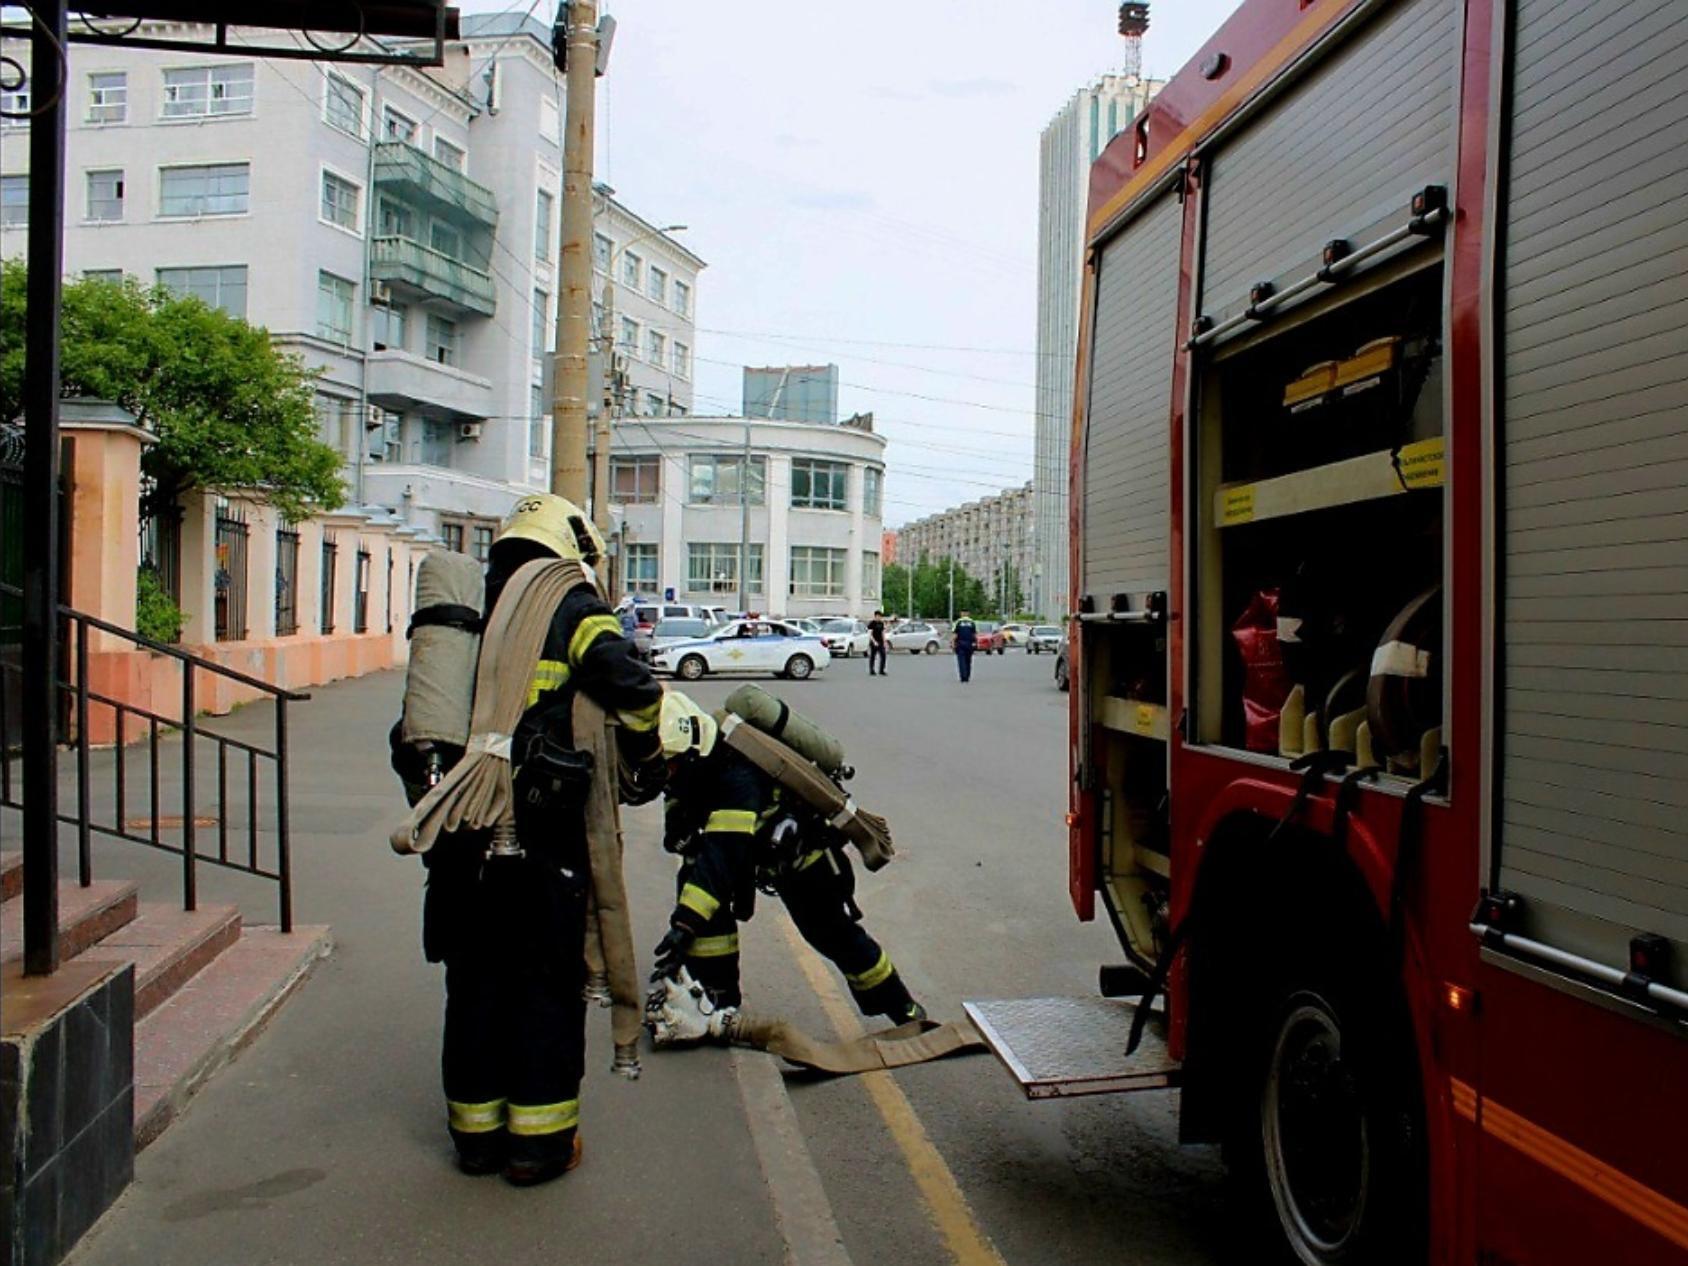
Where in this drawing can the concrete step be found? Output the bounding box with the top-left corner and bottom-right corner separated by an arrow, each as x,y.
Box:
0,878 -> 139,967
0,849 -> 20,902
80,902 -> 242,1020
134,924 -> 332,1148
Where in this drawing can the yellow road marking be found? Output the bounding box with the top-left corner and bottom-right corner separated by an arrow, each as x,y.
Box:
776,912 -> 1005,1266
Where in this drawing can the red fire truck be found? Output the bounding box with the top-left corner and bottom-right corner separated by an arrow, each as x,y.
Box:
965,1 -> 1688,1263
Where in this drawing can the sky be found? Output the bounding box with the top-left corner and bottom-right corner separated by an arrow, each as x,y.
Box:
466,0 -> 1244,526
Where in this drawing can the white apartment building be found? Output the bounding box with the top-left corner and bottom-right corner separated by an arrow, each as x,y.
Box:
0,15 -> 700,558
593,188 -> 704,420
1031,72 -> 1160,617
898,481 -> 1035,607
608,415 -> 886,618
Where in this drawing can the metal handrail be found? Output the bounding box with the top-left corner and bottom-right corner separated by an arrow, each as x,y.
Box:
0,585 -> 304,931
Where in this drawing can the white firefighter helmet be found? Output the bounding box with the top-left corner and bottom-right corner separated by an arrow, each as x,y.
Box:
659,690 -> 718,760
494,493 -> 607,569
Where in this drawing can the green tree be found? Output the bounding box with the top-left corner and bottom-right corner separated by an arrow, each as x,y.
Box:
0,262 -> 344,521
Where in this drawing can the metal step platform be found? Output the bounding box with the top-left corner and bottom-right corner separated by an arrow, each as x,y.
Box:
962,996 -> 1182,1100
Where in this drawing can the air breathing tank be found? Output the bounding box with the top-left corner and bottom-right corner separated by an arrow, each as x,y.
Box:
723,684 -> 846,775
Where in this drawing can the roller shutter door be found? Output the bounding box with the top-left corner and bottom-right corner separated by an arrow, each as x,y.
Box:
1498,0 -> 1688,981
1081,191 -> 1181,602
1200,0 -> 1459,318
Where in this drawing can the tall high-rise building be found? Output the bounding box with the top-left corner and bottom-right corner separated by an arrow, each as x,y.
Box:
743,364 -> 840,425
1031,72 -> 1160,616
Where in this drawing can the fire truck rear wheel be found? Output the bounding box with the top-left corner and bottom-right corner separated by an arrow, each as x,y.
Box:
1236,965 -> 1423,1266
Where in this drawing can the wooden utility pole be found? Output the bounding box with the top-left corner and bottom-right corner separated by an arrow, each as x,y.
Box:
550,0 -> 598,504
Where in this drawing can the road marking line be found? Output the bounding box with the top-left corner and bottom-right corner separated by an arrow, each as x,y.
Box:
732,1045 -> 854,1266
776,912 -> 1006,1266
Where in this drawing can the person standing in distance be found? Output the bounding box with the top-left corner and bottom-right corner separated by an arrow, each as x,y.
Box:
867,610 -> 888,677
952,612 -> 977,683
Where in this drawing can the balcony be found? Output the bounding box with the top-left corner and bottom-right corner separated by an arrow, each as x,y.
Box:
370,236 -> 497,317
366,349 -> 494,422
372,142 -> 498,230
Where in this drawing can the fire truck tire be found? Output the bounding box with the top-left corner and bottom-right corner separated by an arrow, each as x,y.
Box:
1230,956 -> 1425,1266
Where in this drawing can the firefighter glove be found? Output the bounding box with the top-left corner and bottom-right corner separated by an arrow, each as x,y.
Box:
652,923 -> 696,981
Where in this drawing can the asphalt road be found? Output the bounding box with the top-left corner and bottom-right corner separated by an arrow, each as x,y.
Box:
64,643 -> 1227,1266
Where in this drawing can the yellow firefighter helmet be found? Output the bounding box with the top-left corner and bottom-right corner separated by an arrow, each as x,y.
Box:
494,493 -> 607,568
659,689 -> 718,760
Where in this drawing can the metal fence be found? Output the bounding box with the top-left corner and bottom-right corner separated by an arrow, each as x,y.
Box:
138,484 -> 182,608
320,533 -> 338,634
354,547 -> 371,634
214,502 -> 249,642
275,528 -> 300,636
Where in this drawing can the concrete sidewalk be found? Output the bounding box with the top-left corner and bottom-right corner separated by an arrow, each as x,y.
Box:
66,670 -> 788,1266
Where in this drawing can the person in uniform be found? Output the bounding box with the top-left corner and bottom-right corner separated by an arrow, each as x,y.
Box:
651,691 -> 925,1030
395,494 -> 664,1187
952,612 -> 977,683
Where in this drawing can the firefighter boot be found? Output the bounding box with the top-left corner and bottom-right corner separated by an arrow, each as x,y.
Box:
504,1133 -> 583,1188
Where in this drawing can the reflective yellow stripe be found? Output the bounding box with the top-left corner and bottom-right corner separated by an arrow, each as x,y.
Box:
525,658 -> 570,708
679,883 -> 720,920
704,809 -> 758,835
507,1099 -> 580,1137
688,933 -> 741,958
447,1098 -> 507,1134
619,696 -> 662,733
568,613 -> 624,666
846,951 -> 895,991
796,849 -> 829,871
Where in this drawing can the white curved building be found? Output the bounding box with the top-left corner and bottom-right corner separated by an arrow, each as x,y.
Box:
606,415 -> 886,617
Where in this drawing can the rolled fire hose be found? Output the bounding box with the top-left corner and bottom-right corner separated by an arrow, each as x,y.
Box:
392,557 -> 643,1074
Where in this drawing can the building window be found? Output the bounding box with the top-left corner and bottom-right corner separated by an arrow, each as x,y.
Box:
611,456 -> 660,505
0,175 -> 23,227
382,105 -> 417,143
648,266 -> 667,304
2,87 -> 29,126
324,73 -> 363,136
316,271 -> 355,343
670,403 -> 688,418
371,408 -> 401,461
790,459 -> 849,511
622,250 -> 640,288
862,552 -> 880,605
84,269 -> 123,283
529,383 -> 547,458
88,72 -> 127,124
531,289 -> 548,356
624,543 -> 658,591
591,300 -> 605,338
86,169 -> 124,221
370,300 -> 406,351
535,189 -> 553,261
789,546 -> 846,598
314,393 -> 355,459
433,136 -> 465,171
644,391 -> 667,417
689,543 -> 763,595
593,232 -> 612,271
159,162 -> 249,217
441,522 -> 464,553
470,524 -> 495,562
321,170 -> 360,231
158,265 -> 248,319
646,329 -> 666,365
688,454 -> 766,506
863,466 -> 883,518
619,316 -> 638,352
421,418 -> 452,466
429,220 -> 462,261
162,64 -> 255,118
673,341 -> 691,379
426,313 -> 459,366
673,279 -> 690,316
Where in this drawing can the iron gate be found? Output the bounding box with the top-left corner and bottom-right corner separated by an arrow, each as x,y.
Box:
275,527 -> 300,635
213,501 -> 249,642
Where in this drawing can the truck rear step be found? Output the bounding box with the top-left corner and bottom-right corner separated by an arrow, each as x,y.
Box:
962,996 -> 1181,1100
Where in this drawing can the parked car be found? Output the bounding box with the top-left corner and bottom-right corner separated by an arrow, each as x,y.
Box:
1054,644 -> 1069,692
633,602 -> 717,632
783,617 -> 821,635
971,621 -> 1007,654
886,621 -> 943,654
1000,623 -> 1031,647
636,616 -> 715,661
816,618 -> 871,658
1027,625 -> 1064,654
649,619 -> 831,681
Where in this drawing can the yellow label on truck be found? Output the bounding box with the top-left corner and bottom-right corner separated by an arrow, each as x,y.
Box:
1396,436 -> 1445,489
1220,486 -> 1256,525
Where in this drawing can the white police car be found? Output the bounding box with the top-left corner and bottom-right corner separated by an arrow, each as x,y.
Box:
649,618 -> 832,681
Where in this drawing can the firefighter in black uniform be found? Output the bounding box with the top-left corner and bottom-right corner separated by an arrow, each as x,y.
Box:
650,692 -> 925,1029
396,494 -> 664,1187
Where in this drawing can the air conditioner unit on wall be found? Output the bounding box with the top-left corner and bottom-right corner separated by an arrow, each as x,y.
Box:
458,421 -> 484,442
371,280 -> 392,304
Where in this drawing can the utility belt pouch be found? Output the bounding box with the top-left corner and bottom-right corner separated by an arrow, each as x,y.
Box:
514,731 -> 595,839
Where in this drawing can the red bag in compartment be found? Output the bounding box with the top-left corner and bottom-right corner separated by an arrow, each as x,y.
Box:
1230,589 -> 1292,752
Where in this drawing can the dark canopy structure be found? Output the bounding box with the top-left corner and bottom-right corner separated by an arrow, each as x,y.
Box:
4,1 -> 459,976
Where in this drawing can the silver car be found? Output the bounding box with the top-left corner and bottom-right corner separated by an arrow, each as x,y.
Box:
886,621 -> 944,655
1027,625 -> 1065,654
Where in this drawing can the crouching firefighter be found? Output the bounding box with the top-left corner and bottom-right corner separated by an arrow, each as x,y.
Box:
391,493 -> 665,1186
649,690 -> 924,1041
